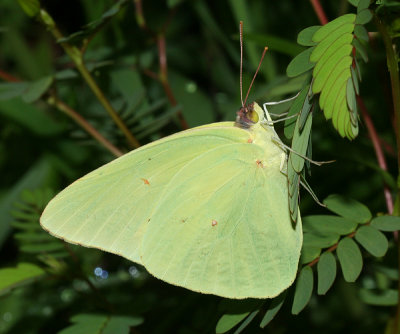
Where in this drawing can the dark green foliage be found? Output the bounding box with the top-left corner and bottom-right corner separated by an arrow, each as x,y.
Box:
1,0 -> 400,333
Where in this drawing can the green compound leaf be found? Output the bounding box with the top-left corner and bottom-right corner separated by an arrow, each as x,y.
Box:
308,13 -> 363,139
260,291 -> 287,328
297,26 -> 321,46
355,226 -> 388,257
59,314 -> 143,334
303,215 -> 358,235
312,14 -> 356,42
337,238 -> 363,282
0,263 -> 45,295
323,194 -> 372,223
292,266 -> 314,315
359,289 -> 398,306
371,215 -> 400,231
317,252 -> 337,295
290,112 -> 313,173
286,47 -> 315,78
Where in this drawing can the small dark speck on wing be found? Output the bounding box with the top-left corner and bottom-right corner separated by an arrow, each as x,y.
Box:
256,160 -> 264,168
211,219 -> 218,227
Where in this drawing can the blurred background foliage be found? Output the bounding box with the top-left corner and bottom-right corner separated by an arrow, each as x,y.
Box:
0,0 -> 400,333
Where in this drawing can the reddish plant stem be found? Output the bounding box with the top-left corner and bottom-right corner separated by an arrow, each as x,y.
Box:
310,0 -> 329,25
133,0 -> 189,130
358,96 -> 394,213
0,68 -> 122,157
0,70 -> 19,82
156,34 -> 189,129
48,96 -> 123,157
308,230 -> 357,268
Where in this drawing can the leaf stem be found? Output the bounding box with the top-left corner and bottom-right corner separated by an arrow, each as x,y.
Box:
47,95 -> 123,157
39,9 -> 140,149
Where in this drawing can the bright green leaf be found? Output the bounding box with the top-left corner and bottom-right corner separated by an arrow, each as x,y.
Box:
323,194 -> 372,223
292,266 -> 314,315
371,215 -> 400,231
317,252 -> 337,295
355,226 -> 388,257
337,238 -> 363,282
312,14 -> 356,42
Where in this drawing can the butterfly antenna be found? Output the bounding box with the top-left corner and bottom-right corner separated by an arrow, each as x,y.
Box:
239,21 -> 244,108
243,46 -> 268,106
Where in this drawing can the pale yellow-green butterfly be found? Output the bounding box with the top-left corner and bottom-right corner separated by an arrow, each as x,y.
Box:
40,25 -> 302,299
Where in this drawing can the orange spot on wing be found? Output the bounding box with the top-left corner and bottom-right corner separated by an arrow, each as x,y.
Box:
212,219 -> 218,226
141,178 -> 150,185
256,160 -> 264,168
247,138 -> 253,143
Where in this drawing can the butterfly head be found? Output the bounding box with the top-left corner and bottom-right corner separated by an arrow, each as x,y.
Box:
235,102 -> 268,129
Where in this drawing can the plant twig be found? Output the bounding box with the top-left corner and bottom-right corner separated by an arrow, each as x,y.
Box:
39,9 -> 140,148
133,0 -> 189,130
0,67 -> 123,157
157,34 -> 189,129
309,0 -> 328,25
47,95 -> 123,157
358,97 -> 394,214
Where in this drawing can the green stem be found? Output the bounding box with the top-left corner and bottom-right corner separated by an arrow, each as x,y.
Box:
374,16 -> 400,334
39,9 -> 140,149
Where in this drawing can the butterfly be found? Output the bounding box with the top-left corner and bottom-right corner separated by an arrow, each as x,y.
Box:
40,22 -> 302,299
